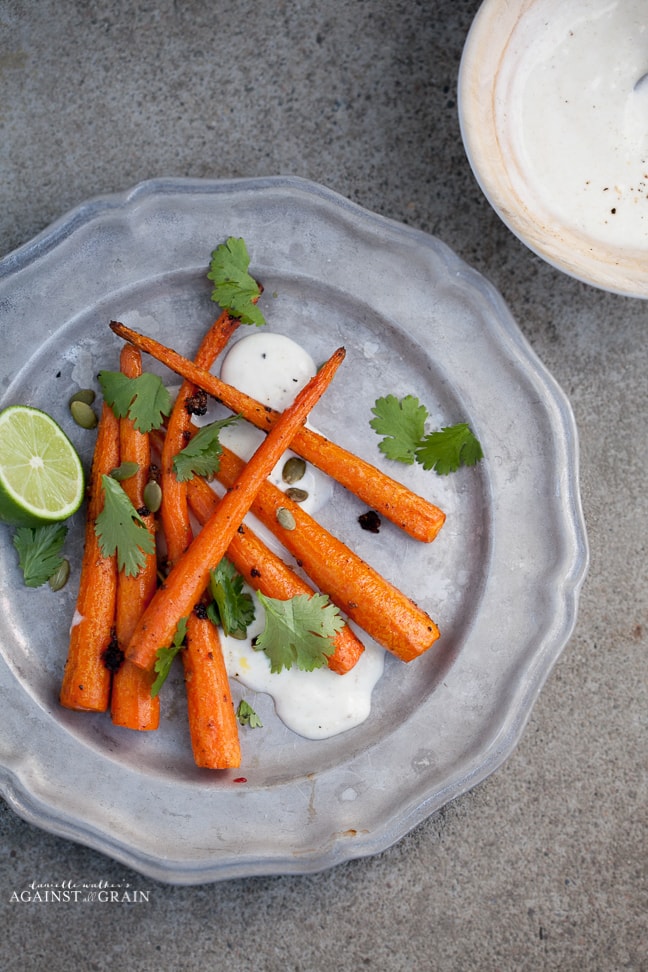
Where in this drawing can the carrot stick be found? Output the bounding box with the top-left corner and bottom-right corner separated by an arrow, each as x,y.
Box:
160,310 -> 240,566
114,345 -> 158,640
158,313 -> 241,750
125,346 -> 346,671
187,475 -> 365,675
110,345 -> 160,730
109,321 -> 445,543
182,609 -> 241,769
60,403 -> 119,712
207,445 -> 440,662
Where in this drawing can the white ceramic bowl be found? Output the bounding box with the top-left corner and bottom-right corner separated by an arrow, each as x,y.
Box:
459,0 -> 648,297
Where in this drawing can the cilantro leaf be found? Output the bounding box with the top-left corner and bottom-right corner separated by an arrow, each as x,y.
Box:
151,617 -> 188,697
415,423 -> 484,475
98,370 -> 172,433
236,699 -> 263,728
95,474 -> 155,576
253,592 -> 343,673
207,557 -> 255,638
207,237 -> 265,326
370,394 -> 429,464
172,416 -> 240,483
12,523 -> 68,588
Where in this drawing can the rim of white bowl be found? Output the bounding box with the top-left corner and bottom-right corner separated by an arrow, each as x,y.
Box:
458,0 -> 648,299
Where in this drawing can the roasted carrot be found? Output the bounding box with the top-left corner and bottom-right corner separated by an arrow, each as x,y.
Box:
110,345 -> 160,730
187,475 -> 365,675
109,320 -> 446,543
125,347 -> 346,671
182,609 -> 241,769
60,403 -> 119,712
160,310 -> 240,566
207,444 -> 440,662
157,313 -> 240,750
114,345 -> 158,640
110,665 -> 158,730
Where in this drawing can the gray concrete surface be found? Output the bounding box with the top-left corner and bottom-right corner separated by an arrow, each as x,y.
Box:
0,1 -> 645,969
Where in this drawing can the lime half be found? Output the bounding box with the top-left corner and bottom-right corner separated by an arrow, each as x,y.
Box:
0,405 -> 85,527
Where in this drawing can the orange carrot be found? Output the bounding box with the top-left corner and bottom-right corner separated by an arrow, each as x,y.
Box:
125,346 -> 346,671
109,321 -> 445,543
208,445 -> 440,662
182,609 -> 241,769
60,403 -> 119,712
160,310 -> 240,566
110,345 -> 160,730
157,313 -> 241,750
187,475 -> 365,675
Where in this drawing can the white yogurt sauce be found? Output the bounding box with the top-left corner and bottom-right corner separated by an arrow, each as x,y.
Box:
70,609 -> 84,630
509,0 -> 648,248
220,330 -> 317,411
203,330 -> 385,739
219,331 -> 334,519
221,612 -> 385,740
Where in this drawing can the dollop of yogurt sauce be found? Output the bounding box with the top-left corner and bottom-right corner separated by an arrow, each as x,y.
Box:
508,0 -> 648,248
199,330 -> 385,740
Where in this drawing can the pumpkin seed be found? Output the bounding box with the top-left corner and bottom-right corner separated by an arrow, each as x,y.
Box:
70,399 -> 98,429
276,507 -> 296,530
285,487 -> 308,503
110,461 -> 140,481
143,480 -> 162,514
282,456 -> 306,484
69,388 -> 96,407
48,558 -> 70,592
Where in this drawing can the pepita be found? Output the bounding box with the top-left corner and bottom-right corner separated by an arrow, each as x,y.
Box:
276,507 -> 296,530
282,456 -> 306,484
110,461 -> 140,481
70,399 -> 98,429
143,480 -> 163,514
69,388 -> 96,407
48,558 -> 70,592
285,487 -> 308,503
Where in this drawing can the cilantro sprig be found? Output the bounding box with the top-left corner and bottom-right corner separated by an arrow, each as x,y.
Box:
207,237 -> 265,326
236,699 -> 263,728
254,592 -> 344,673
370,394 -> 483,475
12,523 -> 68,588
203,558 -> 343,672
94,474 -> 155,576
207,557 -> 255,638
151,617 -> 188,698
172,416 -> 240,483
98,370 -> 172,433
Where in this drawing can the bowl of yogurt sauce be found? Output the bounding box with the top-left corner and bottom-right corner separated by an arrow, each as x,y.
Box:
458,0 -> 648,297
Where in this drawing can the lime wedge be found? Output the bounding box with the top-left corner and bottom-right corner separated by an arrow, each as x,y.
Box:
0,405 -> 85,527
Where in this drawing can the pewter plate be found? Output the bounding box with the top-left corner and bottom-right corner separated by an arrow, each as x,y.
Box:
0,177 -> 588,884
